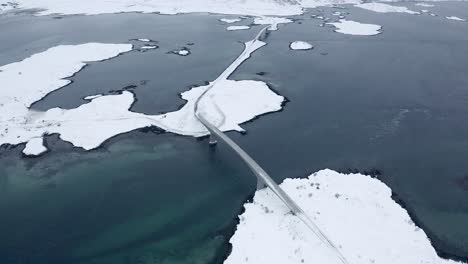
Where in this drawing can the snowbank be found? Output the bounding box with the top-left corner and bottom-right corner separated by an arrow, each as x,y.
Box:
225,169 -> 463,264
356,3 -> 420,14
290,41 -> 313,50
327,19 -> 382,35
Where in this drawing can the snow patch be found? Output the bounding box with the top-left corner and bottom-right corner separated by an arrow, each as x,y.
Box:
8,0 -> 304,16
446,16 -> 466,21
225,169 -> 463,264
253,16 -> 293,30
137,38 -> 151,42
220,18 -> 242,23
83,94 -> 103,100
327,19 -> 382,35
227,25 -> 250,31
290,41 -> 313,50
23,137 -> 47,156
140,45 -> 158,50
172,48 -> 190,56
415,3 -> 435,7
356,3 -> 420,14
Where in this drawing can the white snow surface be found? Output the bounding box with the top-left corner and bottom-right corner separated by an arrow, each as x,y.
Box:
327,19 -> 382,35
7,0 -> 304,16
446,16 -> 466,21
83,94 -> 103,100
140,45 -> 158,50
253,16 -> 293,30
0,40 -> 284,155
290,41 -> 313,50
225,169 -> 464,264
415,2 -> 435,7
22,137 -> 47,156
174,49 -> 190,55
137,38 -> 151,42
227,25 -> 251,31
356,2 -> 420,14
0,1 -> 17,12
220,18 -> 242,23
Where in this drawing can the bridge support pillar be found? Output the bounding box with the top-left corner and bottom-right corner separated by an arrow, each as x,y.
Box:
208,134 -> 218,145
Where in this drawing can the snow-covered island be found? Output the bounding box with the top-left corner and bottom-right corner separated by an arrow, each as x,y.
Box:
290,41 -> 314,50
0,39 -> 284,156
225,169 -> 464,264
327,19 -> 382,36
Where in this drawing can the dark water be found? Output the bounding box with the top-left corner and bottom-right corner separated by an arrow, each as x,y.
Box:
1,2 -> 468,263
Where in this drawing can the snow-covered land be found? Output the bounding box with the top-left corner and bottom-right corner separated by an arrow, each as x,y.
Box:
355,3 -> 420,14
0,1 -> 18,12
3,0 -> 304,16
415,3 -> 435,7
253,16 -> 293,30
0,36 -> 283,155
227,25 -> 250,31
225,169 -> 464,264
290,41 -> 313,50
327,19 -> 382,35
22,137 -> 47,156
220,18 -> 242,23
446,16 -> 466,21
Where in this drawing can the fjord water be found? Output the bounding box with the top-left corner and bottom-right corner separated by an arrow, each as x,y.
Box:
1,3 -> 468,263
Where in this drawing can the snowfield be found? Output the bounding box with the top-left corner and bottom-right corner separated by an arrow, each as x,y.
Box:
0,40 -> 284,156
225,169 -> 464,264
355,2 -> 420,14
227,25 -> 251,31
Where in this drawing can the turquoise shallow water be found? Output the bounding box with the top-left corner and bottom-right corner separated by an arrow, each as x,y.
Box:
1,3 -> 468,263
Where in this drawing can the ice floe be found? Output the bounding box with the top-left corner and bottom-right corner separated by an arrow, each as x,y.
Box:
446,16 -> 466,21
290,41 -> 313,50
220,18 -> 242,23
1,35 -> 284,155
253,16 -> 293,30
355,2 -> 420,15
227,25 -> 250,31
327,19 -> 382,35
225,169 -> 463,264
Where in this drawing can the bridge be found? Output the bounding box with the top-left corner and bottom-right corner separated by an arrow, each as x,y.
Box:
194,26 -> 350,264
